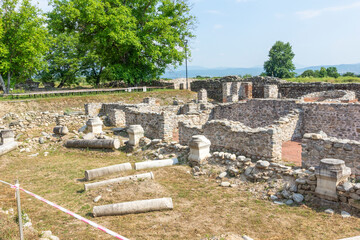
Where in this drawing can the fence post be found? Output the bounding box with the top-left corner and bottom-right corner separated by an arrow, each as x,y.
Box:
15,180 -> 24,240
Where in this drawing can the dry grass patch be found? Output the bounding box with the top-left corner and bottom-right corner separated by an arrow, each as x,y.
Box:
1,142 -> 360,239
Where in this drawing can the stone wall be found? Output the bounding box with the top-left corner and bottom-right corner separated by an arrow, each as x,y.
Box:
212,99 -> 299,128
191,76 -> 360,100
301,103 -> 360,140
301,90 -> 356,103
85,103 -> 103,117
179,120 -> 281,161
279,82 -> 360,100
302,133 -> 360,174
274,109 -> 303,143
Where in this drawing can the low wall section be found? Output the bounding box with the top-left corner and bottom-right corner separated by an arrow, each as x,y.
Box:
179,120 -> 281,161
302,133 -> 360,175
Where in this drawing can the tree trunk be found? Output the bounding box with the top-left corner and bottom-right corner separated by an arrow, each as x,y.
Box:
57,79 -> 66,88
0,75 -> 7,94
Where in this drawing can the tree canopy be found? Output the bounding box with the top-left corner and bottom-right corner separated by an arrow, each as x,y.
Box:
264,41 -> 295,78
47,0 -> 196,85
0,0 -> 49,93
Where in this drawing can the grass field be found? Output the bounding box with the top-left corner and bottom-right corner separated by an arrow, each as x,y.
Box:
1,91 -> 360,240
285,76 -> 360,83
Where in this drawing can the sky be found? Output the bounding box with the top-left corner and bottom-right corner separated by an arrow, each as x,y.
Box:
34,0 -> 360,69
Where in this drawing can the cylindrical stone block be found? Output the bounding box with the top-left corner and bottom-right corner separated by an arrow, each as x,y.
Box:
134,158 -> 178,170
85,163 -> 132,181
93,198 -> 173,217
84,172 -> 154,190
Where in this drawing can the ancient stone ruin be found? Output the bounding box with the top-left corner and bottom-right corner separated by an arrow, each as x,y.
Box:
82,75 -> 360,215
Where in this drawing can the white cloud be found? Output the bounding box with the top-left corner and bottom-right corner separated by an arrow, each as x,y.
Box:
296,1 -> 360,19
213,24 -> 223,30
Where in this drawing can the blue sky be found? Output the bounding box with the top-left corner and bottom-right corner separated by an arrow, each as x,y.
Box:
34,0 -> 360,69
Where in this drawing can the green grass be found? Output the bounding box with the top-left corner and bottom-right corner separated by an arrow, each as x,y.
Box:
285,76 -> 360,83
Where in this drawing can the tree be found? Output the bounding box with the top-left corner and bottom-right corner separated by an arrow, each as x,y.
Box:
48,0 -> 196,85
319,67 -> 327,78
343,72 -> 356,77
326,67 -> 339,78
39,33 -> 82,88
264,41 -> 295,78
0,0 -> 49,93
300,70 -> 315,78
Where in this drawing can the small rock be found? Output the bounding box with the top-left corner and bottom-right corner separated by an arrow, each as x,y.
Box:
39,137 -> 45,144
292,193 -> 304,203
270,195 -> 278,201
324,209 -> 334,215
41,230 -> 52,238
242,235 -> 254,240
281,190 -> 291,199
93,195 -> 102,203
220,182 -> 231,187
29,153 -> 39,157
49,236 -> 60,240
341,211 -> 351,218
44,152 -> 49,157
256,160 -> 270,169
274,201 -> 284,205
285,199 -> 294,205
219,172 -> 227,179
343,182 -> 354,192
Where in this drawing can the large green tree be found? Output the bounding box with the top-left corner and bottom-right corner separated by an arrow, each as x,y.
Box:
48,0 -> 196,85
39,32 -> 82,88
0,0 -> 49,93
264,41 -> 296,78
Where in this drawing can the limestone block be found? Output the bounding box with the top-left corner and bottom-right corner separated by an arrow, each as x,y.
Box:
0,129 -> 15,145
86,117 -> 103,134
315,158 -> 351,201
198,89 -> 208,103
188,135 -> 211,165
127,125 -> 144,146
264,85 -> 278,98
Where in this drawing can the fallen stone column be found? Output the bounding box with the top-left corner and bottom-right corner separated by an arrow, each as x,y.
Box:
85,163 -> 132,181
135,158 -> 178,170
53,126 -> 69,135
0,142 -> 18,156
84,172 -> 154,190
93,198 -> 173,217
65,139 -> 120,150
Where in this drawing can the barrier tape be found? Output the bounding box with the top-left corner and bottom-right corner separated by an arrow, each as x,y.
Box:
0,180 -> 129,240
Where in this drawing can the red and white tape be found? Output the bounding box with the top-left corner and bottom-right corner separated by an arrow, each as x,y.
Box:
0,180 -> 129,240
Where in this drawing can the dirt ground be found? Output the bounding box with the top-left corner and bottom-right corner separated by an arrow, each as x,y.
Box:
282,141 -> 302,166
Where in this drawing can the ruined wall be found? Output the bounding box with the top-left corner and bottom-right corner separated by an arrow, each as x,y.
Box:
85,103 -> 103,117
192,76 -> 360,100
124,108 -> 167,140
179,120 -> 281,161
212,99 -> 299,128
279,82 -> 360,100
302,133 -> 360,175
302,103 -> 360,140
274,110 -> 303,142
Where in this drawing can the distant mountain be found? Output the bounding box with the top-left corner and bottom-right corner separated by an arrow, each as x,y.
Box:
295,63 -> 360,75
162,63 -> 360,79
162,67 -> 263,79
